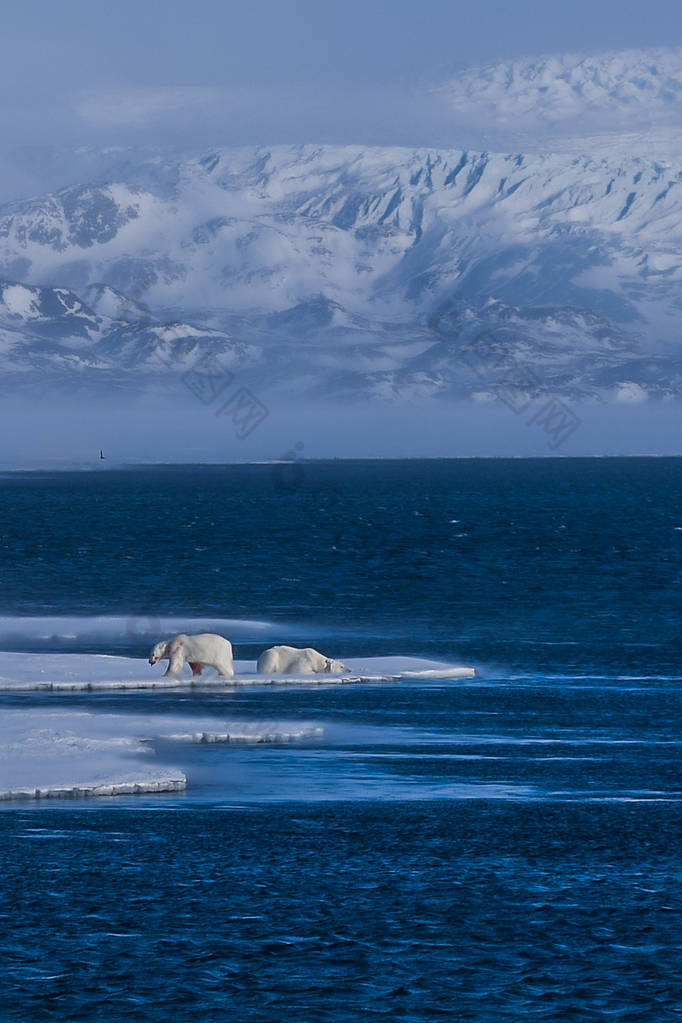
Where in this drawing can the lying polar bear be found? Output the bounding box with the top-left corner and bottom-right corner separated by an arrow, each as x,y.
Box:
257,645 -> 350,675
148,633 -> 234,678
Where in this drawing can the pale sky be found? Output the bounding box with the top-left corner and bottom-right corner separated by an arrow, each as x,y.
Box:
3,0 -> 682,152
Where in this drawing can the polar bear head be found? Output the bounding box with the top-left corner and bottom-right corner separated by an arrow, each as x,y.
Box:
149,640 -> 169,665
324,658 -> 351,674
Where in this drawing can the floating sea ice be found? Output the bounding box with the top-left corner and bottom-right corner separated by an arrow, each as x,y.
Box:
0,709 -> 324,801
0,653 -> 475,691
0,709 -> 186,801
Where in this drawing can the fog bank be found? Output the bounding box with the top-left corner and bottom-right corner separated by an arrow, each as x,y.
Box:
2,390 -> 682,468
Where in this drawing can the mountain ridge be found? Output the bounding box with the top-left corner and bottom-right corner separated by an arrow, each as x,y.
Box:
2,48 -> 682,403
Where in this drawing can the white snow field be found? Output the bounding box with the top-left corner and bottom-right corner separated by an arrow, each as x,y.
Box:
0,709 -> 186,801
0,652 -> 476,692
0,708 -> 324,801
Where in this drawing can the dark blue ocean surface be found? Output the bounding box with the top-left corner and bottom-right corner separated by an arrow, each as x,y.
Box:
0,460 -> 681,1020
2,802 -> 681,1022
1,458 -> 682,672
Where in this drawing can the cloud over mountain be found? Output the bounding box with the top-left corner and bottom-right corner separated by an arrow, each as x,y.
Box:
2,49 -> 682,407
437,47 -> 682,143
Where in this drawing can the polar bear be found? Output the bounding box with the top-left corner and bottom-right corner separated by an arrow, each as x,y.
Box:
257,645 -> 350,675
148,633 -> 234,678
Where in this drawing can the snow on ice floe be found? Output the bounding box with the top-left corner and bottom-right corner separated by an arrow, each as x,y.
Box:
0,709 -> 185,801
0,708 -> 323,802
0,653 -> 475,692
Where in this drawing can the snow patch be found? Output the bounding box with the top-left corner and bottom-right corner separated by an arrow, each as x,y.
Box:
1,284 -> 40,319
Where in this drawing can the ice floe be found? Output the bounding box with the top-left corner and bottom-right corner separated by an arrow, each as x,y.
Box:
0,653 -> 475,692
0,651 -> 474,801
0,708 -> 323,801
0,709 -> 185,801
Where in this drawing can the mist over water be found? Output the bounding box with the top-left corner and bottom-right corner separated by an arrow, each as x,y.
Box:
4,392 -> 682,466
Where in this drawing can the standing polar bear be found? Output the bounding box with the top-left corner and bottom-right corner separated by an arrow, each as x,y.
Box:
257,645 -> 350,675
148,633 -> 234,678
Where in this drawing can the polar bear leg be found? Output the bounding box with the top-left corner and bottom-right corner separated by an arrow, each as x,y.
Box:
215,658 -> 234,677
189,661 -> 203,676
257,650 -> 278,674
166,645 -> 186,677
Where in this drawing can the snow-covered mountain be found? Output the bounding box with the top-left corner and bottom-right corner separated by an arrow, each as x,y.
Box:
2,48 -> 682,402
0,280 -> 255,389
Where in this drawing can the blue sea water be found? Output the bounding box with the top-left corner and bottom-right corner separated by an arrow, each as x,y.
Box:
1,459 -> 681,1020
